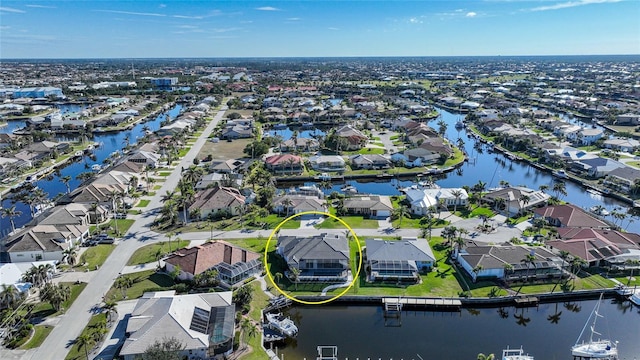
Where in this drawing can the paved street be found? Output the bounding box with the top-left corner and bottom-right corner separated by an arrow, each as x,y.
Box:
28,104 -> 229,360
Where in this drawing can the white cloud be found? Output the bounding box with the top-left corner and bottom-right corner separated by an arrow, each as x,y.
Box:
213,27 -> 241,33
287,17 -> 301,21
159,4 -> 167,8
530,0 -> 622,11
466,12 -> 477,17
0,7 -> 26,13
256,6 -> 279,11
328,27 -> 339,31
173,14 -> 204,19
26,4 -> 56,9
94,10 -> 165,17
176,25 -> 198,29
409,17 -> 422,24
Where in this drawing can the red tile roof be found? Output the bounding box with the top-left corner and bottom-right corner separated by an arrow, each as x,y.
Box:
534,204 -> 609,228
265,154 -> 302,166
164,240 -> 260,276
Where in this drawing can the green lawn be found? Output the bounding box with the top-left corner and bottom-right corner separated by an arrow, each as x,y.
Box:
135,199 -> 150,207
391,216 -> 449,229
32,282 -> 87,319
65,313 -> 107,360
76,244 -> 115,271
158,171 -> 172,177
153,185 -> 162,190
126,240 -> 191,265
96,219 -> 135,237
106,270 -> 176,301
442,148 -> 466,167
614,276 -> 640,287
21,325 -> 53,349
315,215 -> 379,229
358,147 -> 385,155
169,215 -> 300,233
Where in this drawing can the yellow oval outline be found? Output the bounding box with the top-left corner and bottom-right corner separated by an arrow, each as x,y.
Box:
263,210 -> 362,305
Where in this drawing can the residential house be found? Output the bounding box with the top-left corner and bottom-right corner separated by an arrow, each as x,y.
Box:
615,113 -> 640,125
365,238 -> 435,282
402,148 -> 441,165
534,204 -> 609,228
570,157 -> 625,178
335,125 -> 368,150
220,125 -> 253,140
342,195 -> 393,218
576,128 -> 604,145
279,138 -> 320,153
604,166 -> 640,194
195,172 -> 241,190
483,187 -> 551,216
4,224 -> 89,263
126,150 -> 161,169
189,185 -> 246,220
414,188 -> 469,209
603,137 -> 640,153
276,233 -> 350,282
307,155 -> 346,172
164,241 -> 262,287
418,138 -> 453,159
547,228 -> 640,267
211,159 -> 245,174
272,194 -> 327,215
456,245 -> 563,282
120,290 -> 235,360
403,187 -> 438,216
265,154 -> 304,175
349,154 -> 392,170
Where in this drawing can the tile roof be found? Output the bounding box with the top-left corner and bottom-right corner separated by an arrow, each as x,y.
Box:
534,204 -> 609,228
164,241 -> 260,276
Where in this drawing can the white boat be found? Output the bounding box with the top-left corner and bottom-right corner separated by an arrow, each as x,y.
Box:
74,151 -> 84,157
571,294 -> 618,359
630,289 -> 640,306
614,283 -> 634,297
502,346 -> 534,360
316,173 -> 332,181
91,164 -> 102,171
341,185 -> 357,194
265,312 -> 298,337
552,170 -> 569,179
455,120 -> 465,129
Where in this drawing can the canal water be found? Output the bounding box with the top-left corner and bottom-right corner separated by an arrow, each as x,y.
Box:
279,299 -> 640,359
0,104 -> 183,237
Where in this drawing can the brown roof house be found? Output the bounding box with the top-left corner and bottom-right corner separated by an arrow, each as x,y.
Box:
189,185 -> 246,220
164,241 -> 262,287
547,228 -> 640,267
5,224 -> 88,263
533,204 -> 609,229
264,154 -> 304,175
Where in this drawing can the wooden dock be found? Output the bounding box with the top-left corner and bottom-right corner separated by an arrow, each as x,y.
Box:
382,297 -> 462,310
513,296 -> 539,307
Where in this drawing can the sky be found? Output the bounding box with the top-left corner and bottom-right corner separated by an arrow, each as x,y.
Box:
0,0 -> 639,59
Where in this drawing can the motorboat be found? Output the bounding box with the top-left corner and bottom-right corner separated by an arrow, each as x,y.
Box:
552,170 -> 569,179
273,123 -> 288,130
341,185 -> 357,194
74,151 -> 84,157
630,289 -> 640,306
455,120 -> 465,129
502,346 -> 534,360
265,312 -> 298,338
316,173 -> 332,181
571,294 -> 618,359
614,283 -> 634,297
91,164 -> 102,171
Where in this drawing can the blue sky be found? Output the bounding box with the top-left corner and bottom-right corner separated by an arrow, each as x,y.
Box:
1,0 -> 638,58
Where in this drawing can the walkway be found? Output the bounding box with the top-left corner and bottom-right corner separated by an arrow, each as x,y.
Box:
29,102 -> 229,360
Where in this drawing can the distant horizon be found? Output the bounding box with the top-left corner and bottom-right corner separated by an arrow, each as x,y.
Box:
3,54 -> 640,61
1,1 -> 638,59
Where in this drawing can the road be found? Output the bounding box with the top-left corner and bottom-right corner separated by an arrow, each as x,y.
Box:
29,104 -> 229,360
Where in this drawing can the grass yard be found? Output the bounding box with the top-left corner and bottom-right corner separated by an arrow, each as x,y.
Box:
105,270 -> 175,301
126,240 -> 191,265
315,215 -> 379,229
198,138 -> 251,161
168,215 -> 300,233
76,244 -> 115,271
442,148 -> 466,167
135,199 -> 150,207
153,185 -> 162,190
158,171 -> 172,177
32,282 -> 87,319
21,325 -> 53,350
391,216 -> 449,229
358,147 -> 385,155
65,313 -> 107,360
96,219 -> 135,237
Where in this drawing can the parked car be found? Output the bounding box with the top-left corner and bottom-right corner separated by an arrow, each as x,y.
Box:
113,213 -> 127,219
97,237 -> 115,244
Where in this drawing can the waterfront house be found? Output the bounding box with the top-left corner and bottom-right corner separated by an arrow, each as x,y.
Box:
276,233 -> 350,282
188,185 -> 246,220
126,150 -> 161,169
163,241 -> 262,287
615,113 -> 640,125
342,195 -> 393,218
307,155 -> 346,172
335,125 -> 368,150
349,154 -> 392,170
265,154 -> 304,175
547,228 -> 640,267
120,290 -> 235,360
195,172 -> 241,190
570,157 -> 625,178
272,194 -> 327,215
403,187 -> 438,216
575,128 -> 604,145
279,138 -> 320,153
402,147 -> 441,164
5,224 -> 88,263
603,166 -> 640,194
211,159 -> 245,174
365,238 -> 435,283
456,245 -> 563,282
417,138 -> 453,159
533,204 -> 609,229
220,124 -> 253,139
483,187 -> 550,216
62,183 -> 129,206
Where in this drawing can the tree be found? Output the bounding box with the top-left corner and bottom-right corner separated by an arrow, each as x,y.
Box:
281,197 -> 294,217
552,180 -> 567,200
518,194 -> 530,215
102,301 -> 117,323
74,333 -> 94,360
625,259 -> 640,286
142,337 -> 185,360
521,253 -> 537,282
115,276 -> 134,299
290,267 -> 301,290
40,283 -> 71,311
274,272 -> 283,286
392,204 -> 409,228
1,205 -> 22,233
451,189 -> 463,214
477,353 -> 495,360
61,175 -> 72,193
243,140 -> 269,158
0,284 -> 23,310
63,247 -> 78,266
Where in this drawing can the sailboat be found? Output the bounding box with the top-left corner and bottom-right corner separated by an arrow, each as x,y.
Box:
571,294 -> 618,359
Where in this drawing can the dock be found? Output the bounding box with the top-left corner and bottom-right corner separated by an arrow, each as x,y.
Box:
513,296 -> 539,307
382,297 -> 462,310
264,296 -> 293,313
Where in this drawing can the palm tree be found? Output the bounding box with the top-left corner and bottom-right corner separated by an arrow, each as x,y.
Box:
75,333 -> 94,360
1,205 -> 22,233
493,197 -> 506,214
40,283 -> 71,311
290,267 -> 301,290
0,284 -> 23,309
392,204 -> 409,228
155,247 -> 165,269
61,175 -> 72,193
625,259 -> 640,286
518,194 -> 531,215
570,257 -> 587,286
503,263 -> 514,282
63,247 -> 78,266
281,198 -> 294,217
522,253 -> 537,282
442,226 -> 458,247
90,202 -> 99,235
477,353 -> 495,360
552,180 -> 567,200
538,184 -> 549,193
274,272 -> 283,286
451,189 -> 463,215
102,301 -> 117,323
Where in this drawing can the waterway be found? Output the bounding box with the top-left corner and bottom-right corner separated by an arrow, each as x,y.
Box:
279,299 -> 640,359
0,104 -> 183,238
